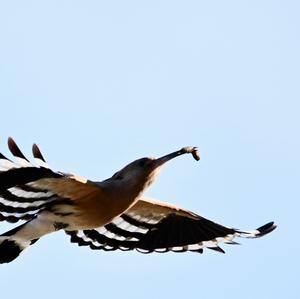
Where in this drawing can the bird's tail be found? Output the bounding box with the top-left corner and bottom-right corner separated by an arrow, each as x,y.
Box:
0,222 -> 39,264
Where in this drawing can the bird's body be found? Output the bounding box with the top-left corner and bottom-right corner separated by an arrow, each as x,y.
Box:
0,138 -> 276,264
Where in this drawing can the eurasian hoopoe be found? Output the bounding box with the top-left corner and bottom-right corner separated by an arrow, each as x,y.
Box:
0,138 -> 276,264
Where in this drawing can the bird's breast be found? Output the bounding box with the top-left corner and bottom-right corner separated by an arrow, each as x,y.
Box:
73,187 -> 140,229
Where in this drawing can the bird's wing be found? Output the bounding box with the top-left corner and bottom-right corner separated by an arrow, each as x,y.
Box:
0,138 -> 100,223
66,197 -> 276,254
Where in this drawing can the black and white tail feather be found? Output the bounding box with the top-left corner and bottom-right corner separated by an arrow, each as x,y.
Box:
0,138 -> 276,264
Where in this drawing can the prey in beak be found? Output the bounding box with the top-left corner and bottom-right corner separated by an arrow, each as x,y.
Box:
154,146 -> 200,168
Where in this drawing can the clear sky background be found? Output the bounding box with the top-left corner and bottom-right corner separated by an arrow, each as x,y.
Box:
0,1 -> 299,298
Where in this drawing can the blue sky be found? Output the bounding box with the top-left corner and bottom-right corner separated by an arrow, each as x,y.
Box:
0,1 -> 299,298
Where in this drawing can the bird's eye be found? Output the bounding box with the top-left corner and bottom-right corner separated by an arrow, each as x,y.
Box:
139,159 -> 147,167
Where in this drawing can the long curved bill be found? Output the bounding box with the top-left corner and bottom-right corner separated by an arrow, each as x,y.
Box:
154,146 -> 200,168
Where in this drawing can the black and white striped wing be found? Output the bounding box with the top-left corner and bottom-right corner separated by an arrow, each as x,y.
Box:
66,197 -> 276,254
0,138 -> 68,223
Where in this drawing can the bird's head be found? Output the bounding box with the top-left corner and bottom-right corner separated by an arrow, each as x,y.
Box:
111,146 -> 200,194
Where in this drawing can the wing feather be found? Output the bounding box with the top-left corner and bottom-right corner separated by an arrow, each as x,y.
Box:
67,197 -> 276,254
0,138 -> 99,223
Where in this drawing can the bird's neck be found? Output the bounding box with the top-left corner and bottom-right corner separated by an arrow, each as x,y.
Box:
120,179 -> 149,201
101,178 -> 148,203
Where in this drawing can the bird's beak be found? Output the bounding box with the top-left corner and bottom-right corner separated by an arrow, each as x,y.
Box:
154,146 -> 200,168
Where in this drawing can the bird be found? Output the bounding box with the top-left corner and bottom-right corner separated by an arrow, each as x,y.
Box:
0,137 -> 276,264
